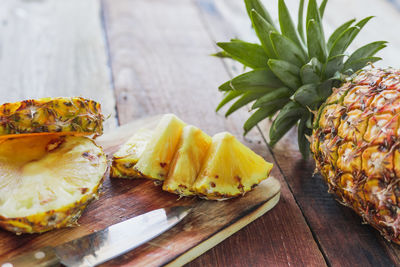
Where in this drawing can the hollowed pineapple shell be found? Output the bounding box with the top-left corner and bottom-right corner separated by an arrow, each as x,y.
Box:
0,134 -> 107,234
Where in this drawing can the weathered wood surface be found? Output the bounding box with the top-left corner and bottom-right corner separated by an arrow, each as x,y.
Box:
1,0 -> 400,266
102,0 -> 326,266
0,0 -> 117,130
0,117 -> 280,267
203,0 -> 400,266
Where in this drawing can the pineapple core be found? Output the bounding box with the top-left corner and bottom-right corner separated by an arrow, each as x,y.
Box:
193,132 -> 273,200
134,114 -> 186,180
163,125 -> 212,196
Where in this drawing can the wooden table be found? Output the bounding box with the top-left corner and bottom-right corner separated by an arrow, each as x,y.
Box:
1,0 -> 400,266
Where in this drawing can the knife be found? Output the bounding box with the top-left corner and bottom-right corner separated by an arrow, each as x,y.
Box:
1,206 -> 191,267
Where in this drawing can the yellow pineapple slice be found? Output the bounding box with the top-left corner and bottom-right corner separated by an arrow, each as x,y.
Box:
0,134 -> 107,234
0,97 -> 103,138
110,128 -> 153,178
134,114 -> 186,181
192,132 -> 273,200
163,125 -> 212,196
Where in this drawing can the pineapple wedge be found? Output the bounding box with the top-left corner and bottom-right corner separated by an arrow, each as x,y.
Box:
193,132 -> 273,200
110,128 -> 153,178
163,125 -> 212,196
134,114 -> 186,180
0,97 -> 103,137
0,134 -> 107,234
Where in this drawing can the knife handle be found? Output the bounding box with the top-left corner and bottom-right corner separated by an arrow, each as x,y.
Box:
1,247 -> 60,267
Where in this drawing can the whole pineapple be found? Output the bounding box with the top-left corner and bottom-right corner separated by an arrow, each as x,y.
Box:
215,0 -> 400,243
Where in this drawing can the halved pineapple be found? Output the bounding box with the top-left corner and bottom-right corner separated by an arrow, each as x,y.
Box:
163,125 -> 212,196
0,134 -> 107,234
110,128 -> 153,178
134,114 -> 186,181
193,132 -> 273,200
0,97 -> 103,137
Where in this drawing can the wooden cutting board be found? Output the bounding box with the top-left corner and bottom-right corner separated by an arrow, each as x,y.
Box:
0,116 -> 281,267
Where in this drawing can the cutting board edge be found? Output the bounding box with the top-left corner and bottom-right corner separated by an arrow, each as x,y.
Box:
165,189 -> 281,267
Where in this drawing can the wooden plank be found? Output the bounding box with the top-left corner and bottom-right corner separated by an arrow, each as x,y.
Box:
102,0 -> 326,265
201,0 -> 400,266
0,117 -> 280,267
0,0 -> 117,130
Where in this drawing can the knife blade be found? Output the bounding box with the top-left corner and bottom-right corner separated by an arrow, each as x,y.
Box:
1,206 -> 191,267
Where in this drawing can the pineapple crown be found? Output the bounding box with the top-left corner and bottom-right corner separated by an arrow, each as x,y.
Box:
215,0 -> 387,158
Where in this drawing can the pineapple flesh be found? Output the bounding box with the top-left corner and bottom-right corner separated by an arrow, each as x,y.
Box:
163,125 -> 212,196
110,128 -> 153,178
311,68 -> 400,243
0,97 -> 103,137
112,114 -> 273,200
134,114 -> 186,181
0,134 -> 107,234
193,132 -> 273,200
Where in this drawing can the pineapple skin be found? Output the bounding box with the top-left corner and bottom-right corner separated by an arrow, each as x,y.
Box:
162,125 -> 212,196
0,135 -> 107,234
0,97 -> 103,137
311,67 -> 400,244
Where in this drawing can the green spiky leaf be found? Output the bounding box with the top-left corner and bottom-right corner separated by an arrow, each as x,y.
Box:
270,101 -> 305,146
300,58 -> 322,84
343,56 -> 382,73
307,19 -> 327,63
217,40 -> 268,69
278,0 -> 305,50
225,90 -> 269,117
244,0 -> 276,29
214,0 -> 386,158
306,0 -> 323,31
218,81 -> 233,92
319,0 -> 328,18
216,90 -> 243,111
268,59 -> 301,90
243,102 -> 287,135
327,19 -> 355,50
212,51 -> 232,59
270,32 -> 307,67
297,0 -> 305,41
329,16 -> 373,57
298,114 -> 312,158
324,54 -> 346,78
251,10 -> 277,59
252,87 -> 292,109
293,83 -> 320,107
227,69 -> 284,91
344,41 -> 387,67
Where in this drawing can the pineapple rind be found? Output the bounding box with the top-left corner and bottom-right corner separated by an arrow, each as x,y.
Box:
0,135 -> 107,234
162,125 -> 212,196
134,114 -> 186,181
193,132 -> 273,200
110,128 -> 153,179
0,97 -> 103,137
312,67 -> 400,244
